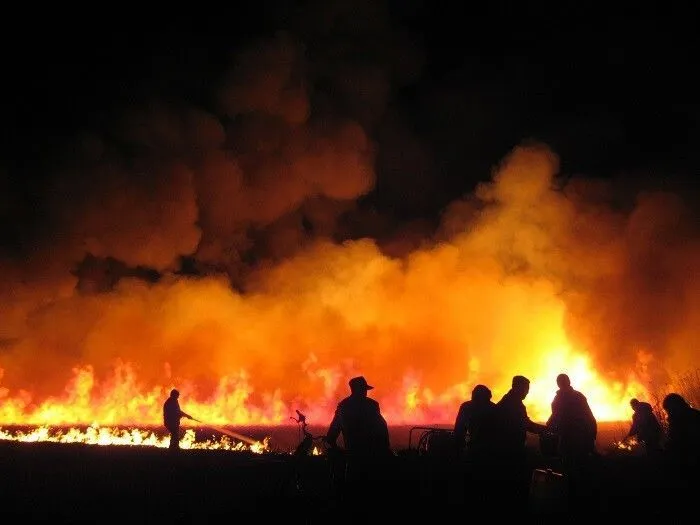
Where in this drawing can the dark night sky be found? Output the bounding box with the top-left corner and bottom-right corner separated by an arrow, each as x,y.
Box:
1,1 -> 698,268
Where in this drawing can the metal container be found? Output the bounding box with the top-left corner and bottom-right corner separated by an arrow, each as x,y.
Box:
529,468 -> 568,512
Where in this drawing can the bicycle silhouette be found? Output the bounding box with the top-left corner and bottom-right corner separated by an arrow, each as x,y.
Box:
271,410 -> 345,508
292,410 -> 328,457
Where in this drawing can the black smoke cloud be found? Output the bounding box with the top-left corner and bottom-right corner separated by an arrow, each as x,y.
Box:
0,0 -> 425,395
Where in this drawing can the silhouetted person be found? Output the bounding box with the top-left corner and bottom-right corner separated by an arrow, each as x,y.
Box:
453,384 -> 498,505
495,375 -> 547,455
547,374 -> 597,460
325,376 -> 391,455
625,398 -> 662,455
163,389 -> 192,451
493,375 -> 547,508
546,373 -> 597,509
662,393 -> 700,464
325,376 -> 391,505
660,393 -> 700,502
453,384 -> 497,457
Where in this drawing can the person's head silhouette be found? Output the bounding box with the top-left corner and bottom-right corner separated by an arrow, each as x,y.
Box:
663,393 -> 689,417
556,373 -> 571,389
512,375 -> 530,400
472,384 -> 492,403
349,376 -> 374,396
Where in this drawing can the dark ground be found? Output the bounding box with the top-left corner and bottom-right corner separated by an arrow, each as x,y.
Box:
1,433 -> 697,522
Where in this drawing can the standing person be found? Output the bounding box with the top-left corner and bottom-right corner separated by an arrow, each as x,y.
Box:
453,384 -> 499,505
493,375 -> 547,508
163,389 -> 193,451
453,384 -> 497,457
624,398 -> 662,455
495,375 -> 548,455
324,376 -> 392,505
546,373 -> 598,509
325,376 -> 391,456
546,373 -> 597,461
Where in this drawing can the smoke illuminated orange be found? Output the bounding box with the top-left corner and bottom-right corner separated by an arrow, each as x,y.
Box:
2,145 -> 698,448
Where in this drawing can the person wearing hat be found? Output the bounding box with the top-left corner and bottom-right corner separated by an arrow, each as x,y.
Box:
163,388 -> 193,451
324,375 -> 392,503
325,376 -> 391,456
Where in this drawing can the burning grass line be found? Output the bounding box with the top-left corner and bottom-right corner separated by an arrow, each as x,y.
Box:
0,424 -> 269,452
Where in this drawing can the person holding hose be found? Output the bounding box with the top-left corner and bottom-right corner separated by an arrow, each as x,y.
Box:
163,388 -> 193,451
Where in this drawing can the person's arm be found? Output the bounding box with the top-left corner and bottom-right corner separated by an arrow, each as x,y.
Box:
324,407 -> 342,447
626,415 -> 639,439
453,404 -> 468,449
370,400 -> 391,451
177,402 -> 192,420
526,417 -> 547,434
579,393 -> 598,438
524,405 -> 547,434
377,412 -> 391,451
546,396 -> 560,432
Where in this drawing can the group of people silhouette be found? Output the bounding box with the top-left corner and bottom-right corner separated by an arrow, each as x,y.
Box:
162,373 -> 700,510
450,373 -> 599,508
454,375 -> 596,463
315,372 -> 700,510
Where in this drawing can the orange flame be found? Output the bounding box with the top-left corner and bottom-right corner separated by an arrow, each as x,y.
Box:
0,350 -> 646,433
0,425 -> 269,452
4,146 -> 692,439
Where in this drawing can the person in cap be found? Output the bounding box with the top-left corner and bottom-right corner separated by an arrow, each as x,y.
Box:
163,388 -> 193,451
325,376 -> 391,456
324,375 -> 392,506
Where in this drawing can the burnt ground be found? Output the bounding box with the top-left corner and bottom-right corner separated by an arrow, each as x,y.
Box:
0,438 -> 697,522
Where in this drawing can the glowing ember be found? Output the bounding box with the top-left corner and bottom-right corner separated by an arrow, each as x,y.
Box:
613,436 -> 639,452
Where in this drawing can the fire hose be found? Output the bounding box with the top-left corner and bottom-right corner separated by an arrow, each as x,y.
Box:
188,417 -> 261,446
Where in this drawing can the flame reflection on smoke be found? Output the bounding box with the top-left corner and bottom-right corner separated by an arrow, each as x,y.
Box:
2,145 -> 696,429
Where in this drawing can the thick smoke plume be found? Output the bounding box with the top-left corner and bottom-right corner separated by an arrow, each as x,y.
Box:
1,1 -> 698,426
